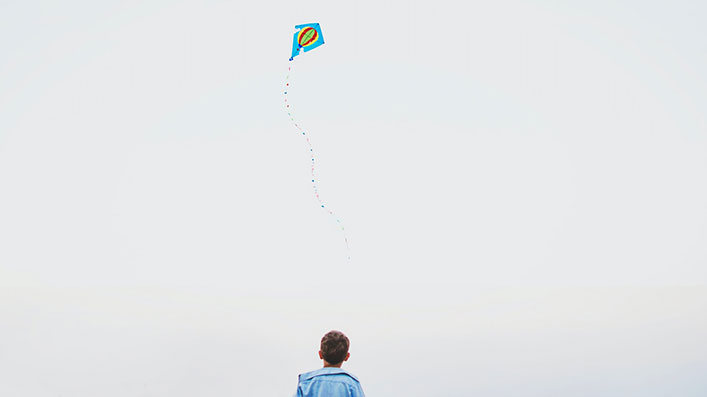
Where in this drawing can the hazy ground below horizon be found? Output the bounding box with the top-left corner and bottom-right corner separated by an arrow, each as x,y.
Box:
2,285 -> 706,396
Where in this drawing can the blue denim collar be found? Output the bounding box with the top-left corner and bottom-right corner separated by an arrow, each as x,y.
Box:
300,367 -> 359,382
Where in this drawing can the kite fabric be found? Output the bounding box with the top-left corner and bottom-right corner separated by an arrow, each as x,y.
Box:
285,23 -> 351,260
290,23 -> 325,61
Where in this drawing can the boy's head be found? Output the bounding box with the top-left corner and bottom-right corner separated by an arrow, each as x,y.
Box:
318,330 -> 350,367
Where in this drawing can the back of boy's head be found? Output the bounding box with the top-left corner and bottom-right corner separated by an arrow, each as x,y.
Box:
320,330 -> 349,364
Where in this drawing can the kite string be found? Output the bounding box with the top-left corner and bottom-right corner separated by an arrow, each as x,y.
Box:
285,61 -> 351,260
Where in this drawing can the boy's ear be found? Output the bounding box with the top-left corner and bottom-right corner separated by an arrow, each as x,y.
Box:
318,350 -> 323,360
344,352 -> 350,362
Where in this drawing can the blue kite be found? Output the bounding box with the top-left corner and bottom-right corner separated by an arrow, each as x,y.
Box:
290,23 -> 325,61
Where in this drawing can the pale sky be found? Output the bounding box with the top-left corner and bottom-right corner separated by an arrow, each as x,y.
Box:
1,1 -> 706,395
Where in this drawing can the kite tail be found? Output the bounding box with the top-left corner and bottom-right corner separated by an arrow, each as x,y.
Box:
285,61 -> 351,260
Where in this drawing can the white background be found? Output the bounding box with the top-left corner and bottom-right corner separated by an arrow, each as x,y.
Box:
1,0 -> 706,395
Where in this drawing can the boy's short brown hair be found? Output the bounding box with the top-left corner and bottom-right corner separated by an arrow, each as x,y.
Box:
320,330 -> 350,364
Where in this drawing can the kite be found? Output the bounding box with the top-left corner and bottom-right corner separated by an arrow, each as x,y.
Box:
289,23 -> 325,61
284,23 -> 350,260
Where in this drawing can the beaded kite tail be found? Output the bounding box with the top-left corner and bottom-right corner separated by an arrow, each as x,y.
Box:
284,60 -> 351,261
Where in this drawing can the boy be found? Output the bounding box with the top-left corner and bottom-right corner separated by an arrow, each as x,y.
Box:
294,330 -> 365,397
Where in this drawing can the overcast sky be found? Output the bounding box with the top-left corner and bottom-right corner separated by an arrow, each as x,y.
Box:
1,0 -> 706,395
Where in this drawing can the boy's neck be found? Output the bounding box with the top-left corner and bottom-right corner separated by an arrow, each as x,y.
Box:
323,361 -> 343,368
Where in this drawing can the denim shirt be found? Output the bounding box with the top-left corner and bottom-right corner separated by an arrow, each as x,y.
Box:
295,367 -> 365,397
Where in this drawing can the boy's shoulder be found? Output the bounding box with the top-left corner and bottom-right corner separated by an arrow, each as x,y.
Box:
297,368 -> 365,397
